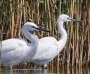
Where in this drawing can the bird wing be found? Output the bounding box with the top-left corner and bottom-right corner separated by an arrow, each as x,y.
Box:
32,37 -> 58,60
1,45 -> 29,66
38,37 -> 57,54
32,37 -> 66,65
1,38 -> 27,53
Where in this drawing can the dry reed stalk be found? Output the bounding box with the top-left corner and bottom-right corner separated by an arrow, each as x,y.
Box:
87,4 -> 90,66
70,0 -> 75,68
35,0 -> 39,24
10,0 -> 15,38
16,0 -> 23,37
1,0 -> 90,69
74,2 -> 79,68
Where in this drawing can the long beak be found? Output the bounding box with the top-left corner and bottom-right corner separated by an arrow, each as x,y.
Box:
36,27 -> 50,32
71,19 -> 80,22
68,18 -> 81,22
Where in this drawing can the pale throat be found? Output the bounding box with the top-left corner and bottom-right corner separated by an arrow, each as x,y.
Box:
57,21 -> 67,41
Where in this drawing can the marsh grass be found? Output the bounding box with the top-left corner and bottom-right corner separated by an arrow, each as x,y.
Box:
0,0 -> 90,70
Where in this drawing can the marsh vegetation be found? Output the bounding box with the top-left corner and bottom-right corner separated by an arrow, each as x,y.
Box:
0,0 -> 90,70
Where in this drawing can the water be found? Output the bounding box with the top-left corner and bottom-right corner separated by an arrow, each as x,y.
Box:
1,68 -> 90,74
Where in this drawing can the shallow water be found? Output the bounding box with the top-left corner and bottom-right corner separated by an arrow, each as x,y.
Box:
1,68 -> 90,74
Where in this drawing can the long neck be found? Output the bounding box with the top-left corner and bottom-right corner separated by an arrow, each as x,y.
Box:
22,31 -> 38,58
57,21 -> 67,50
23,31 -> 38,47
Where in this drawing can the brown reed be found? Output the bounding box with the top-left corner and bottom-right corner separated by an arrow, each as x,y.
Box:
0,0 -> 90,70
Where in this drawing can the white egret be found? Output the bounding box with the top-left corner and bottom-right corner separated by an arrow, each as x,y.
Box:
1,22 -> 49,66
30,14 -> 80,66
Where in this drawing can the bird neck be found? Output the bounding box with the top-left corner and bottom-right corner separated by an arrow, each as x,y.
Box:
23,31 -> 38,48
21,32 -> 39,59
58,21 -> 67,40
57,21 -> 67,50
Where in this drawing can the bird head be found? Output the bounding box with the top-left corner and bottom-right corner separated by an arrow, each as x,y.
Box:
57,14 -> 80,23
22,22 -> 49,34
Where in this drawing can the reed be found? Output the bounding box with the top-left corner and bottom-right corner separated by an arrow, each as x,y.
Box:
0,0 -> 90,70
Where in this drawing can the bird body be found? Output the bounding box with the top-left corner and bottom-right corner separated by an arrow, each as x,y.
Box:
31,22 -> 67,65
1,22 -> 49,66
30,14 -> 79,65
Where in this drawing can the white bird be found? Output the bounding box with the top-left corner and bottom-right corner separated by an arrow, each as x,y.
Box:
30,14 -> 80,66
1,22 -> 49,66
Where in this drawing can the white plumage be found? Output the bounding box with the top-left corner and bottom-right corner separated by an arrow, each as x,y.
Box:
1,22 -> 49,66
1,14 -> 79,67
30,14 -> 80,65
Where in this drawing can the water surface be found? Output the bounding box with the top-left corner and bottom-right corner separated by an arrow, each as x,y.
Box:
1,68 -> 90,74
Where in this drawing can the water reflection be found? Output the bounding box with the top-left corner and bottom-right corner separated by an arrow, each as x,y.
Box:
1,70 -> 49,74
1,68 -> 90,74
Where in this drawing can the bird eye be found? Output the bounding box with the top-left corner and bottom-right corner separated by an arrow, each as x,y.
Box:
32,26 -> 36,29
67,17 -> 70,19
67,17 -> 72,20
